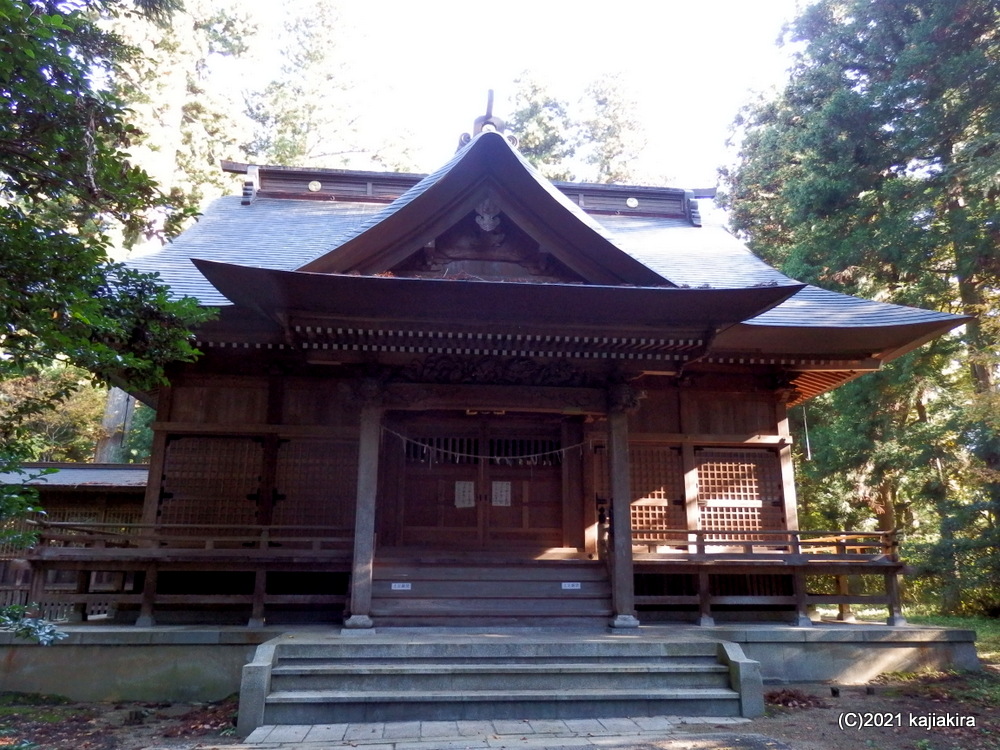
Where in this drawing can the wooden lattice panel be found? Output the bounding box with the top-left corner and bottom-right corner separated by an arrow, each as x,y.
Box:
695,448 -> 785,538
159,437 -> 261,527
273,439 -> 358,528
630,445 -> 686,539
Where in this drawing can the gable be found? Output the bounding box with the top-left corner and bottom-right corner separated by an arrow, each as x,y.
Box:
296,132 -> 672,287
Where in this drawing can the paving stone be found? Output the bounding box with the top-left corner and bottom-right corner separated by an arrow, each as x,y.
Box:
261,725 -> 311,742
560,718 -> 609,735
343,722 -> 385,740
456,720 -> 497,736
420,720 -> 460,737
304,723 -> 350,741
631,716 -> 675,731
244,726 -> 274,742
492,718 -> 534,735
527,719 -> 572,734
397,739 -> 491,750
383,720 -> 423,738
596,717 -> 642,733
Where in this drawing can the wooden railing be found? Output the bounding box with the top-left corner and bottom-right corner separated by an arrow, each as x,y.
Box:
19,521 -> 356,626
27,521 -> 353,555
627,527 -> 905,626
630,528 -> 899,562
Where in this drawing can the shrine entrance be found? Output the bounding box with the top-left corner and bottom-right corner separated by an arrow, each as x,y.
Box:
385,412 -> 567,553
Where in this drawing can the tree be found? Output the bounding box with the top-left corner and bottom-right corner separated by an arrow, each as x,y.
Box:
243,0 -> 411,170
0,0 -> 213,564
720,0 -> 1000,613
109,0 -> 255,215
507,74 -> 577,181
578,74 -> 648,184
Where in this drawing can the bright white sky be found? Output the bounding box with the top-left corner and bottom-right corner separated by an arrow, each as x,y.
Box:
241,0 -> 806,188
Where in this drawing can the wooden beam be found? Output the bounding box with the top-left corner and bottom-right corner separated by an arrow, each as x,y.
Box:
628,433 -> 790,446
385,383 -> 608,415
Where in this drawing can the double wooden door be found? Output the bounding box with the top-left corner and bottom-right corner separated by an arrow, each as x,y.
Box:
392,413 -> 563,551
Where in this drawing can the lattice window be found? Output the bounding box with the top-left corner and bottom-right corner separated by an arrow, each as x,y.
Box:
158,437 -> 261,528
273,439 -> 358,528
696,448 -> 784,538
104,509 -> 143,526
630,445 -> 686,540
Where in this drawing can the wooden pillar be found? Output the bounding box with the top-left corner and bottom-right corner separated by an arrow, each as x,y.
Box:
697,571 -> 713,626
344,398 -> 383,629
775,400 -> 799,530
885,571 -> 906,626
607,390 -> 638,629
792,568 -> 812,626
562,419 -> 585,550
136,566 -> 157,627
836,575 -> 855,622
249,569 -> 267,628
141,385 -> 174,531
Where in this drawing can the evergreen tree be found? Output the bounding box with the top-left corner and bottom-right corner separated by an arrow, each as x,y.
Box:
721,0 -> 1000,612
110,0 -> 256,220
507,74 -> 577,181
578,74 -> 648,184
243,0 -> 411,170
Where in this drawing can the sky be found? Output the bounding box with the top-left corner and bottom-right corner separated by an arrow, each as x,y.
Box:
241,0 -> 806,188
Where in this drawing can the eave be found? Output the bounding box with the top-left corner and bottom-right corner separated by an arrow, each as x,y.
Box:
191,259 -> 802,367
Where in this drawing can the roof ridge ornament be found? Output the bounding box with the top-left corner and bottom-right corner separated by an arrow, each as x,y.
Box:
458,90 -> 519,151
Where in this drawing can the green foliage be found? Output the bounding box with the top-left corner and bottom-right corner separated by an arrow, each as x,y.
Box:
578,74 -> 647,184
0,0 -> 215,540
505,73 -> 659,185
0,606 -> 66,646
109,0 -> 255,215
0,365 -> 105,462
722,0 -> 1000,614
122,399 -> 154,462
507,74 -> 577,181
243,0 -> 412,170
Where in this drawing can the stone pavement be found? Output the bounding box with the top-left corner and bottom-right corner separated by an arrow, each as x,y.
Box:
199,715 -> 793,749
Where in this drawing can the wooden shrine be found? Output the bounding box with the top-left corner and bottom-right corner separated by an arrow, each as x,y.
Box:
13,121 -> 965,629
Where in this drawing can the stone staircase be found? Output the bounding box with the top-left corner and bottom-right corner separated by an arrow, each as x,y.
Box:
237,633 -> 763,736
369,557 -> 613,626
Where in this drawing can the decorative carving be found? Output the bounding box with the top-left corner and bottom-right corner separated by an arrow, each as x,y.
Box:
475,199 -> 502,233
607,382 -> 644,413
402,354 -> 590,388
354,376 -> 386,405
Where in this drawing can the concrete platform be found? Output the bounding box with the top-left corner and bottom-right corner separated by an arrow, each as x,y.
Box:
0,620 -> 978,702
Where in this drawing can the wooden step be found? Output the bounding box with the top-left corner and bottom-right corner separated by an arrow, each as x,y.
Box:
369,558 -> 612,626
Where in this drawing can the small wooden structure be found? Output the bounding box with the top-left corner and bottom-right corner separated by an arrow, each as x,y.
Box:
14,125 -> 964,629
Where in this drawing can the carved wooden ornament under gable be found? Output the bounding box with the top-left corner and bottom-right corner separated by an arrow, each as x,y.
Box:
390,195 -> 586,284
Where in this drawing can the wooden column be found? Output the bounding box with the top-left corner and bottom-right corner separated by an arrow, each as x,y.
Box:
607,390 -> 638,629
136,566 -> 158,627
775,400 -> 800,530
344,399 -> 383,629
792,568 -> 812,627
562,419 -> 585,550
885,571 -> 906,626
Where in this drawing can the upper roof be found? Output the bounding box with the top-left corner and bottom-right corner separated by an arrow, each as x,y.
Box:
128,131 -> 966,401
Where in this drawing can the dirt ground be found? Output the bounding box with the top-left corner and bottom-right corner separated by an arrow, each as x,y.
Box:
1,668 -> 998,750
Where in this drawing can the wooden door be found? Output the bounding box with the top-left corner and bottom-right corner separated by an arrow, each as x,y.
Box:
394,414 -> 563,551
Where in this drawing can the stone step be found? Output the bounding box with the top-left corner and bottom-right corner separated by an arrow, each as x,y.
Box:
269,660 -> 731,691
262,687 -> 742,723
272,640 -> 721,661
